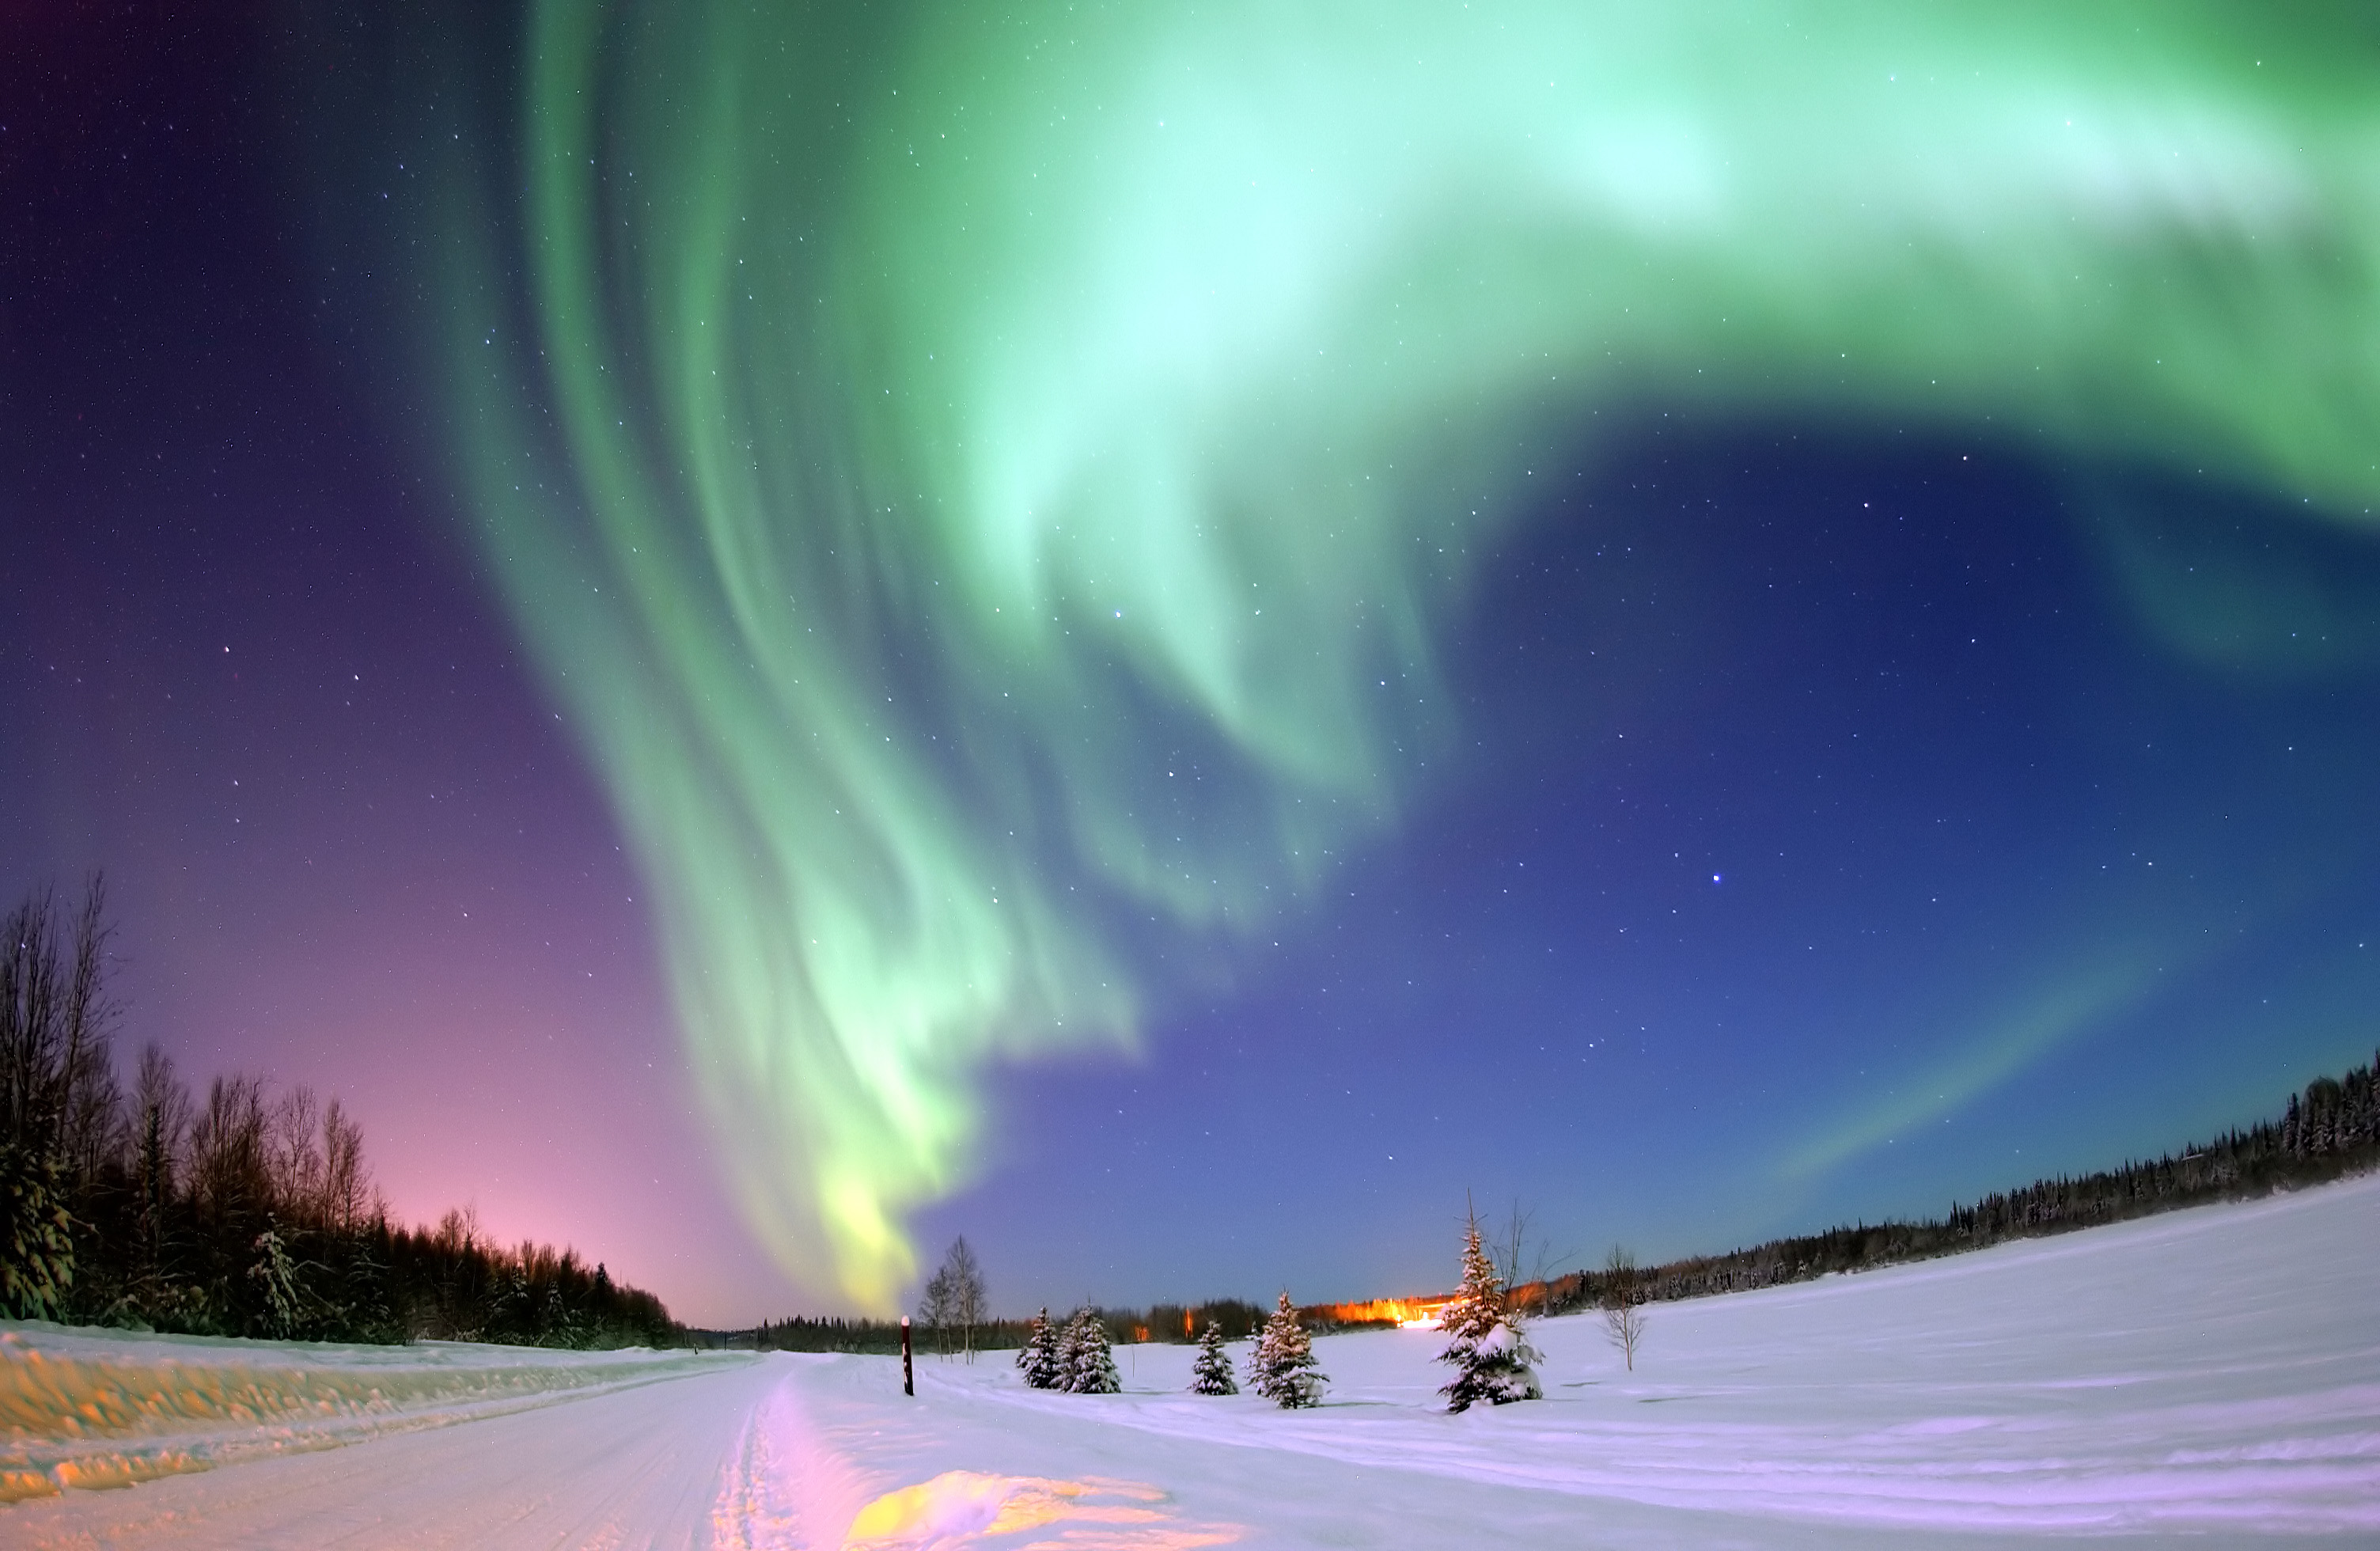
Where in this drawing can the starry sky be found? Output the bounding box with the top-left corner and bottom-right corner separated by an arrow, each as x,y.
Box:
5,2 -> 2377,1326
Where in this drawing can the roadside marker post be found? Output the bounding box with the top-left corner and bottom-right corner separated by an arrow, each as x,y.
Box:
901,1315 -> 914,1396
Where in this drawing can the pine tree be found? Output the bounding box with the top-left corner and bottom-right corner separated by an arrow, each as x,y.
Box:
1052,1306 -> 1081,1381
248,1219 -> 303,1339
1189,1320 -> 1238,1395
0,1140 -> 74,1321
1016,1306 -> 1063,1390
1436,1211 -> 1542,1411
1060,1306 -> 1120,1394
1248,1291 -> 1326,1408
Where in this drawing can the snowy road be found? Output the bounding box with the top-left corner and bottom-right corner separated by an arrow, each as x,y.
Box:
6,1174 -> 2378,1547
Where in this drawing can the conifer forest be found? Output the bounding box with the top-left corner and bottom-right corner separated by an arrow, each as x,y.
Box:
1,883 -> 676,1346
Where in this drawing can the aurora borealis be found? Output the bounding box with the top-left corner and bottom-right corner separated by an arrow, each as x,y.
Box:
6,3 -> 2378,1322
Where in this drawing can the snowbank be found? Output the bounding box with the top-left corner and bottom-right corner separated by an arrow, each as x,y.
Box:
0,1326 -> 736,1503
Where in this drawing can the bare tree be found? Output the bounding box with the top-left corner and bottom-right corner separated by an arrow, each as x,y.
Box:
134,1047 -> 192,1179
1603,1244 -> 1647,1371
1,879 -> 119,1166
947,1237 -> 986,1363
188,1074 -> 270,1230
57,882 -> 123,1196
270,1085 -> 326,1227
321,1098 -> 374,1234
131,1045 -> 193,1272
917,1258 -> 957,1357
1489,1200 -> 1569,1322
428,1204 -> 486,1339
0,896 -> 59,1151
917,1237 -> 987,1361
434,1203 -> 483,1254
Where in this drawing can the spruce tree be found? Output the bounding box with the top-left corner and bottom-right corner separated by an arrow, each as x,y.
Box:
1017,1306 -> 1063,1389
0,1141 -> 74,1321
1189,1320 -> 1238,1395
248,1220 -> 304,1340
1437,1212 -> 1542,1411
1053,1306 -> 1082,1385
1249,1291 -> 1326,1408
1061,1306 -> 1120,1394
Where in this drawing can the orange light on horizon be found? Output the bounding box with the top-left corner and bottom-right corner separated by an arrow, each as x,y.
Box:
1309,1296 -> 1449,1329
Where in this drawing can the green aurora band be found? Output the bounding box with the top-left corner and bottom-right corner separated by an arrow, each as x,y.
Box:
407,2 -> 2380,1307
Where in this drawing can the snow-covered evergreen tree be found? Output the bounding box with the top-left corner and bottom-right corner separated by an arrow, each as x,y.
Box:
1436,1212 -> 1542,1411
1189,1320 -> 1238,1395
1248,1291 -> 1326,1408
1016,1306 -> 1063,1390
248,1220 -> 303,1340
1053,1306 -> 1081,1382
1060,1306 -> 1120,1394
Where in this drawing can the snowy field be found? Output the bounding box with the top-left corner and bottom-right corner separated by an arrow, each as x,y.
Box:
5,1173 -> 2376,1548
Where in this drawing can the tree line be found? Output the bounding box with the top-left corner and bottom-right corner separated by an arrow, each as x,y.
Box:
757,1049 -> 2378,1366
749,1231 -> 1278,1357
699,1039 -> 2378,1366
748,1298 -> 1275,1355
1537,1047 -> 2380,1315
1,882 -> 676,1347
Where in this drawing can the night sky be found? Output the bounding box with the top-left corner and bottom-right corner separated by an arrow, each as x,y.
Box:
6,3 -> 2375,1326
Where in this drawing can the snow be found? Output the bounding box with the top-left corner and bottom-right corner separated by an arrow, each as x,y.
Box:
6,1173 -> 2377,1546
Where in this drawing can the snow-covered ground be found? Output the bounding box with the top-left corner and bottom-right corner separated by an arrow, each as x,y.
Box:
6,1173 -> 2376,1546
